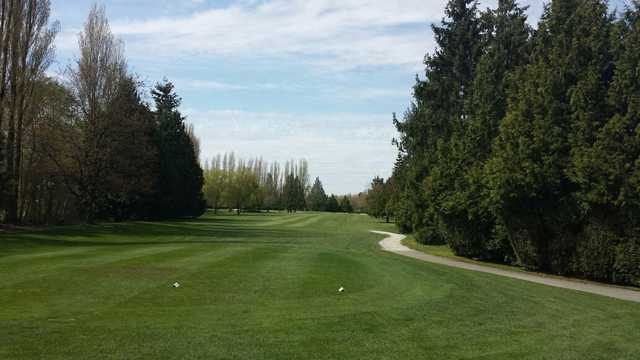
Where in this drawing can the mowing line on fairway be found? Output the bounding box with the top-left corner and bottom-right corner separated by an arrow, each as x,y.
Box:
287,214 -> 323,228
0,247 -> 95,264
255,213 -> 316,227
0,245 -> 187,287
372,230 -> 640,303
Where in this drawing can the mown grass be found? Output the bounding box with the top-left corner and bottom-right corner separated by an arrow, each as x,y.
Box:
1,211 -> 639,359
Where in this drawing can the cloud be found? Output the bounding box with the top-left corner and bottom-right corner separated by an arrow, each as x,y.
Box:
100,0 -> 447,71
174,77 -> 409,102
175,79 -> 300,92
55,0 -> 552,72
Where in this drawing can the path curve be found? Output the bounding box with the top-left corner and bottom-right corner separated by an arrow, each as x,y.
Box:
371,230 -> 640,303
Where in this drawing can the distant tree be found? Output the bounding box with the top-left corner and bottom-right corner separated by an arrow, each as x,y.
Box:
366,176 -> 387,219
225,164 -> 258,215
203,158 -> 225,213
282,173 -> 297,213
339,196 -> 353,213
282,167 -> 306,213
326,195 -> 340,212
308,177 -> 328,211
263,170 -> 280,211
348,192 -> 368,213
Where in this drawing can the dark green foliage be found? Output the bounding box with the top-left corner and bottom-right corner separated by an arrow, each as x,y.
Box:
490,0 -> 614,272
339,196 -> 353,213
149,80 -> 206,219
97,77 -> 159,221
366,176 -> 386,218
325,194 -> 340,212
393,0 -> 484,248
308,177 -> 328,211
393,0 -> 640,285
283,173 -> 305,212
614,235 -> 640,286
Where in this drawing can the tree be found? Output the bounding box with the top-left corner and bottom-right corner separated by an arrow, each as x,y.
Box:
487,0 -> 613,272
392,0 -> 481,245
203,156 -> 225,213
19,77 -> 79,224
566,2 -> 640,283
308,177 -> 328,211
150,79 -> 206,219
100,76 -> 158,220
447,0 -> 531,260
1,0 -> 58,224
366,176 -> 386,218
282,162 -> 306,213
326,195 -> 340,212
61,4 -> 128,222
339,196 -> 353,213
224,163 -> 258,215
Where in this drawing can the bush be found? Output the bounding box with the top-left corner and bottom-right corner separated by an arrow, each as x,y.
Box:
614,239 -> 640,286
415,223 -> 446,245
572,224 -> 617,282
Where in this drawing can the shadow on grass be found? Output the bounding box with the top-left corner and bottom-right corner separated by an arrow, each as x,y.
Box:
0,235 -> 295,249
0,219 -> 304,252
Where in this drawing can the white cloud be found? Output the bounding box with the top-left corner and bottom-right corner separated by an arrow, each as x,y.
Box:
102,0 -> 447,71
175,79 -> 300,92
55,0 -> 549,71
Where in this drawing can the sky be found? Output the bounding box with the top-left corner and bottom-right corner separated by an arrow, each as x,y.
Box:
50,0 -> 631,194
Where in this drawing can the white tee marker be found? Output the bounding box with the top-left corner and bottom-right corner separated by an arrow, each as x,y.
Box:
172,282 -> 180,288
338,286 -> 344,293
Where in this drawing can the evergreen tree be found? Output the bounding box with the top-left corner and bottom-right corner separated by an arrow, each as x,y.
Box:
487,0 -> 613,272
326,195 -> 340,213
283,173 -> 299,213
339,196 -> 353,213
393,0 -> 481,245
567,2 -> 640,283
366,176 -> 384,218
150,80 -> 206,219
446,0 -> 531,260
101,76 -> 158,220
308,177 -> 328,211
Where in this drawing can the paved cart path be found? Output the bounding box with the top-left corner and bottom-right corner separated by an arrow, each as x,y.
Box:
372,230 -> 640,303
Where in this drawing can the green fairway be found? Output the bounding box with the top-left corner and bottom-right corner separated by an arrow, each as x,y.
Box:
1,212 -> 639,359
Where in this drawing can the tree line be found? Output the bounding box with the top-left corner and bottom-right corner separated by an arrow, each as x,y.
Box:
377,0 -> 640,286
0,2 -> 205,225
203,154 -> 354,214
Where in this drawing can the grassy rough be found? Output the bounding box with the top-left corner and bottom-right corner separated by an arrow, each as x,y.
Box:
1,211 -> 639,359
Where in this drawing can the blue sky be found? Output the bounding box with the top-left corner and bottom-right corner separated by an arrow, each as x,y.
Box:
50,0 -> 630,194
